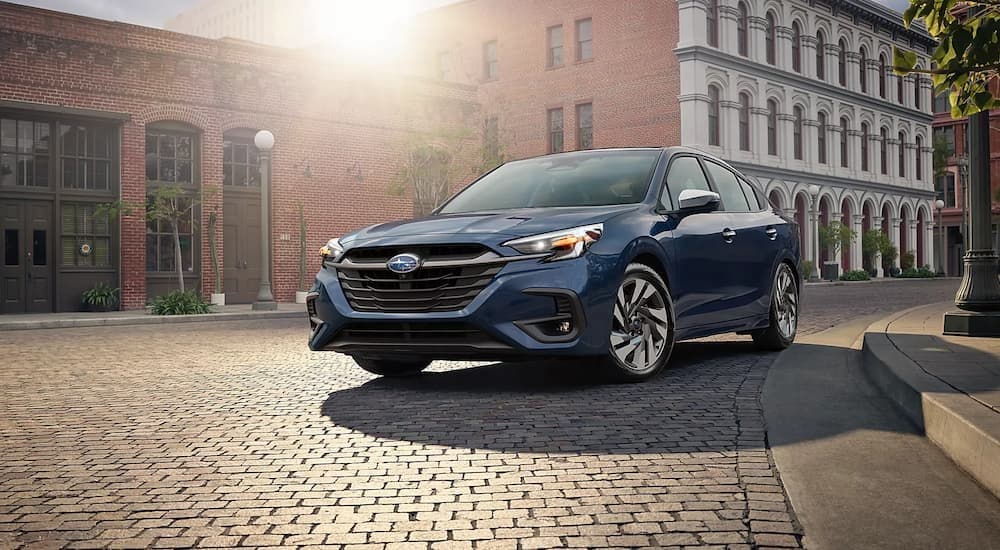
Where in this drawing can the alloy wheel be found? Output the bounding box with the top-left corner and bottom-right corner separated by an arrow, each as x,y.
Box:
774,265 -> 798,340
610,276 -> 671,373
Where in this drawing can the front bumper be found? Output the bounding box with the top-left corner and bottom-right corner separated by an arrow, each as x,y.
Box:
307,253 -> 617,360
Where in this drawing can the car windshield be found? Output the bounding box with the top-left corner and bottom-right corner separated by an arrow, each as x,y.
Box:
437,150 -> 660,214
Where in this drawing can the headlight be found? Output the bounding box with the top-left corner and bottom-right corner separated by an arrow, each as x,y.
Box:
319,238 -> 344,264
502,223 -> 603,262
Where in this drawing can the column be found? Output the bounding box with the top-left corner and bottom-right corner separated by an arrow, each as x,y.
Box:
846,52 -> 860,92
831,211 -> 842,270
777,26 -> 792,71
852,214 -> 864,273
676,0 -> 707,48
780,114 -> 795,161
908,219 -> 919,268
889,217 -> 902,270
873,215 -> 885,277
902,76 -> 915,109
809,207 -> 821,278
925,221 -> 936,272
802,36 -> 816,76
887,136 -> 898,180
831,124 -> 842,170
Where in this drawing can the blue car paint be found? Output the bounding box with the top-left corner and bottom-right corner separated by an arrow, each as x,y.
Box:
308,147 -> 801,359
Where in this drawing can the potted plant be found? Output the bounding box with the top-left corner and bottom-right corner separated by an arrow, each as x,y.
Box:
208,207 -> 225,306
295,202 -> 309,304
817,221 -> 856,281
81,281 -> 120,312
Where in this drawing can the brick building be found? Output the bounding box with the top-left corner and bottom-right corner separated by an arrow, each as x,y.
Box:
0,2 -> 478,313
931,80 -> 1000,275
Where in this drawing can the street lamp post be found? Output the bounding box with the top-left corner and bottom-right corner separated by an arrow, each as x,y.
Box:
944,110 -> 1000,336
956,154 -> 969,255
252,130 -> 277,311
935,199 -> 945,276
808,184 -> 821,280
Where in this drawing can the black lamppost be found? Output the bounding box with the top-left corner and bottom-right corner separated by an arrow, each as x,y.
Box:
935,199 -> 945,276
944,111 -> 1000,336
252,129 -> 277,311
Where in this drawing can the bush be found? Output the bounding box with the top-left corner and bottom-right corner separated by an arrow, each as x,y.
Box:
150,290 -> 211,315
898,266 -> 936,279
900,251 -> 915,271
81,282 -> 120,311
840,270 -> 871,281
802,260 -> 815,280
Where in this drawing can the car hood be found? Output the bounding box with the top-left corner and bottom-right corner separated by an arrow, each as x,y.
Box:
341,205 -> 639,248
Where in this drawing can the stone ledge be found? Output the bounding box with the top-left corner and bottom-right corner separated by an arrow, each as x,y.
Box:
0,310 -> 304,331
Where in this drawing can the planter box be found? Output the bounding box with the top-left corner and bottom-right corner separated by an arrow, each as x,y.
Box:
210,293 -> 226,306
822,261 -> 840,281
295,291 -> 309,304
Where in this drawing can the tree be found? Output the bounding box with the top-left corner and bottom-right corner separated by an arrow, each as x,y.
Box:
818,221 -> 856,258
391,127 -> 471,217
893,1 -> 1000,116
932,133 -> 952,177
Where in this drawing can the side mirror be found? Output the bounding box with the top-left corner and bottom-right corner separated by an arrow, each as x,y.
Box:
678,189 -> 721,211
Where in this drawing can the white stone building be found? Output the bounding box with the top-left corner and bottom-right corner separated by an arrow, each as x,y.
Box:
677,0 -> 938,276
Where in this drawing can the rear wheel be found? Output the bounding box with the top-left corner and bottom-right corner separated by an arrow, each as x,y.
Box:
605,263 -> 675,382
752,263 -> 798,350
353,356 -> 431,377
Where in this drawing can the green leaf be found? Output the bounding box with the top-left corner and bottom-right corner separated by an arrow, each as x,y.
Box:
893,47 -> 917,74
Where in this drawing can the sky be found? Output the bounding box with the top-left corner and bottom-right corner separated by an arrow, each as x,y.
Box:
12,0 -> 913,29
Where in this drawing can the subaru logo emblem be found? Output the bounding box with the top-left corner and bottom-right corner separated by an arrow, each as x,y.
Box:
387,253 -> 421,274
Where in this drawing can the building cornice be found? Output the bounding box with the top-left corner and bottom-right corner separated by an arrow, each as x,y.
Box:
674,45 -> 934,124
730,160 -> 936,199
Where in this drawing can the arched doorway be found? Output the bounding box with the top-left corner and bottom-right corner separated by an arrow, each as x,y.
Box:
916,209 -> 926,267
819,195 -> 833,263
900,206 -> 911,269
840,197 -> 854,270
223,128 -> 263,303
769,189 -> 784,212
795,193 -> 808,260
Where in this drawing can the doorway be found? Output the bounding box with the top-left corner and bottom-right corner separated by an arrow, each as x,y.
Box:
1,200 -> 53,313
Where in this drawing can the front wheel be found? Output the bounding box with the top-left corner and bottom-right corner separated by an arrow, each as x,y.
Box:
605,263 -> 676,382
353,356 -> 431,377
752,262 -> 799,350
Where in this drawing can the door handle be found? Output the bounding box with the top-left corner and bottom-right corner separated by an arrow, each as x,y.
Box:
765,227 -> 778,240
722,228 -> 737,242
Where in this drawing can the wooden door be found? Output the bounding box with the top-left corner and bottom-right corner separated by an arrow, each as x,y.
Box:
1,199 -> 53,313
223,193 -> 261,303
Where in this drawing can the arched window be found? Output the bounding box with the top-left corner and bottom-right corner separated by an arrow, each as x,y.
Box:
737,2 -> 749,57
838,39 -> 847,86
914,76 -> 922,109
898,131 -> 906,178
861,122 -> 870,171
897,74 -> 904,104
706,0 -> 719,47
767,99 -> 778,155
793,106 -> 804,160
915,135 -> 923,180
739,92 -> 751,151
708,85 -> 721,146
765,12 -> 777,65
816,30 -> 826,79
791,22 -> 802,73
840,117 -> 849,168
879,54 -> 887,98
818,112 -> 828,164
859,46 -> 868,93
879,127 -> 889,174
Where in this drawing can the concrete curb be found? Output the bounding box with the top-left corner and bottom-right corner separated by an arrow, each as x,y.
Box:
861,307 -> 1000,500
0,310 -> 305,331
805,277 -> 960,287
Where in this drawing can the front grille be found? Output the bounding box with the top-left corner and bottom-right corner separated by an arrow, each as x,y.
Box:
336,244 -> 504,313
329,321 -> 514,355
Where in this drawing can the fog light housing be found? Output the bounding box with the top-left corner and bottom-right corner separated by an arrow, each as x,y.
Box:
513,289 -> 585,343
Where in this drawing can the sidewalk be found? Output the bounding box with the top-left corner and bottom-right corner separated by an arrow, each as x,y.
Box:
804,276 -> 961,287
863,302 -> 1000,499
0,303 -> 305,331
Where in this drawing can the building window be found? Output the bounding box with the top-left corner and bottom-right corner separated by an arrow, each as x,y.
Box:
739,92 -> 751,152
0,118 -> 49,188
793,106 -> 804,160
767,99 -> 778,156
706,0 -> 719,47
838,39 -> 847,86
436,51 -> 450,80
898,75 -> 904,104
576,103 -> 593,149
817,112 -> 828,164
840,117 -> 849,168
934,91 -> 950,113
548,108 -> 564,153
898,132 -> 906,178
933,126 -> 955,156
482,40 -> 498,80
878,54 -> 887,98
61,203 -> 111,268
737,2 -> 749,57
61,123 -> 112,190
861,122 -> 870,171
915,135 -> 923,180
708,85 -> 721,146
146,204 -> 195,274
880,127 -> 888,175
936,173 -> 956,208
765,12 -> 776,65
791,22 -> 802,73
576,18 -> 592,61
914,76 -> 922,109
859,47 -> 868,93
816,31 -> 826,79
547,25 -> 563,67
146,131 -> 194,185
223,137 -> 260,187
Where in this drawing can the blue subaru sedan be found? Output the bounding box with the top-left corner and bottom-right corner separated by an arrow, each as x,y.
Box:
307,147 -> 801,381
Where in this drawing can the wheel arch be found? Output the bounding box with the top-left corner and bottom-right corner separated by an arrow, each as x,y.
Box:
621,237 -> 673,292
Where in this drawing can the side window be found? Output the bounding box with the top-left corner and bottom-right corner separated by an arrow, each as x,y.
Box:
704,161 -> 750,212
660,156 -> 711,210
739,178 -> 761,210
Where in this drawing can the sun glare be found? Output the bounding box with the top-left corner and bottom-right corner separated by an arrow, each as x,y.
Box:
308,0 -> 414,59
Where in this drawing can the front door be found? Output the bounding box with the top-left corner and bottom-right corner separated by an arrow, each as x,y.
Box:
223,193 -> 261,303
1,200 -> 53,313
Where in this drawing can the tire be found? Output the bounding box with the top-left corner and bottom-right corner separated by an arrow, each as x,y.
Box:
353,356 -> 431,377
752,262 -> 799,350
605,263 -> 676,382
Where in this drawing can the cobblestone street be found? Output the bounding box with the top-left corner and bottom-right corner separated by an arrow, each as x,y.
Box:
0,280 -> 959,549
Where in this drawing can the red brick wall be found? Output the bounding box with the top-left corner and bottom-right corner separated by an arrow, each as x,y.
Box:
0,2 -> 479,308
409,0 -> 682,161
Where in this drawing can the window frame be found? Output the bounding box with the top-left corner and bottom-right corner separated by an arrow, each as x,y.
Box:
703,159 -> 753,213
791,22 -> 802,73
60,202 -> 112,270
838,39 -> 847,86
546,25 -> 564,68
547,108 -> 564,153
738,92 -> 751,152
0,117 -> 53,189
482,40 -> 498,80
840,117 -> 849,168
861,122 -> 870,171
817,112 -> 828,165
222,131 -> 261,190
575,18 -> 593,62
576,103 -> 593,149
707,85 -> 721,146
880,126 -> 888,175
792,106 -> 804,160
706,0 -> 719,47
737,2 -> 749,57
145,122 -> 201,277
765,12 -> 777,65
898,132 -> 906,178
878,54 -> 887,98
859,47 -> 868,93
766,99 -> 778,156
815,31 -> 826,79
657,154 -> 713,213
915,135 -> 923,180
